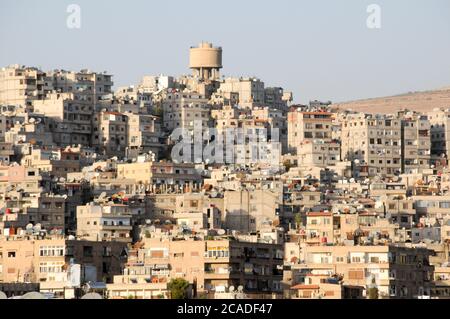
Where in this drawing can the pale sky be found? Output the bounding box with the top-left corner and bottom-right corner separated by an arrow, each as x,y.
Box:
1,0 -> 449,103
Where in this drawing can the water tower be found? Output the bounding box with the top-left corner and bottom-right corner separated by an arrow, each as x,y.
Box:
189,42 -> 222,81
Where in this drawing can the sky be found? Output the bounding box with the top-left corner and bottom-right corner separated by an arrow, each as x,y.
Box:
1,0 -> 449,104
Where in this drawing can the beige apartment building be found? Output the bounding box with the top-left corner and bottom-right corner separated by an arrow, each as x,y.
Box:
341,113 -> 402,177
297,140 -> 340,168
428,108 -> 450,161
32,92 -> 93,147
218,77 -> 265,109
47,69 -> 113,110
211,104 -> 251,123
116,160 -> 201,187
400,113 -> 431,173
263,87 -> 291,111
0,65 -> 51,107
0,235 -> 127,296
107,230 -> 284,299
0,192 -> 65,234
223,189 -> 282,233
76,203 -> 133,243
114,85 -> 153,109
126,113 -> 161,159
92,111 -> 128,157
412,195 -> 450,221
287,110 -> 333,154
163,92 -> 212,131
252,106 -> 288,152
21,147 -> 81,178
285,244 -> 434,299
5,113 -> 55,148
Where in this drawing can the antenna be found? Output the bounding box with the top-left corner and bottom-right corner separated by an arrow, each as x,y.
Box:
81,292 -> 102,299
21,292 -> 45,299
33,223 -> 42,232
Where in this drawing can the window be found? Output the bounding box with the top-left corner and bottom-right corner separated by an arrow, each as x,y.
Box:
83,246 -> 93,257
8,251 -> 16,258
351,256 -> 361,263
40,246 -> 64,256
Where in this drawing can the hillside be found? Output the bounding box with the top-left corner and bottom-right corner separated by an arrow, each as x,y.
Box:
332,87 -> 450,114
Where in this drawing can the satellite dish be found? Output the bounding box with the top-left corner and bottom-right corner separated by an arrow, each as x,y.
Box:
237,285 -> 244,292
26,223 -> 33,230
217,229 -> 226,235
210,191 -> 218,198
0,291 -> 7,299
68,235 -> 75,240
350,178 -> 355,183
354,159 -> 360,164
229,286 -> 235,292
81,293 -> 102,299
22,292 -> 45,299
34,223 -> 42,232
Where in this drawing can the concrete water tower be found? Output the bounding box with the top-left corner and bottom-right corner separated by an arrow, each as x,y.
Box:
189,42 -> 222,81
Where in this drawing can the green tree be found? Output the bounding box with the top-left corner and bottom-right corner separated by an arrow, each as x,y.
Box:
294,213 -> 302,229
168,278 -> 190,299
367,277 -> 379,299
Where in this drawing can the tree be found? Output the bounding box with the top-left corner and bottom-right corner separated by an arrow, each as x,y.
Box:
168,278 -> 190,299
294,213 -> 302,229
367,277 -> 379,299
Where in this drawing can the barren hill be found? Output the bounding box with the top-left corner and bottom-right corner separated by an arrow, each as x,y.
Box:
332,87 -> 450,114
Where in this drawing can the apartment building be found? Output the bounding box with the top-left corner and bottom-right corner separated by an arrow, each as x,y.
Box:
287,110 -> 333,154
0,235 -> 127,296
297,140 -> 340,168
32,92 -> 93,147
5,113 -> 55,148
20,147 -> 81,179
341,113 -> 402,177
218,77 -> 265,109
139,75 -> 174,93
162,92 -> 212,131
263,87 -> 291,111
107,229 -> 284,299
114,85 -> 153,110
47,69 -> 113,110
412,195 -> 450,221
223,189 -> 282,233
0,193 -> 65,233
92,111 -> 128,158
126,113 -> 162,159
0,65 -> 50,107
286,244 -> 434,299
428,108 -> 450,161
76,203 -> 133,243
400,114 -> 431,173
289,273 -> 365,299
116,160 -> 201,187
252,106 -> 288,152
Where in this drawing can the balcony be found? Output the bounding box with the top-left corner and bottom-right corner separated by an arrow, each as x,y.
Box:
204,268 -> 234,279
